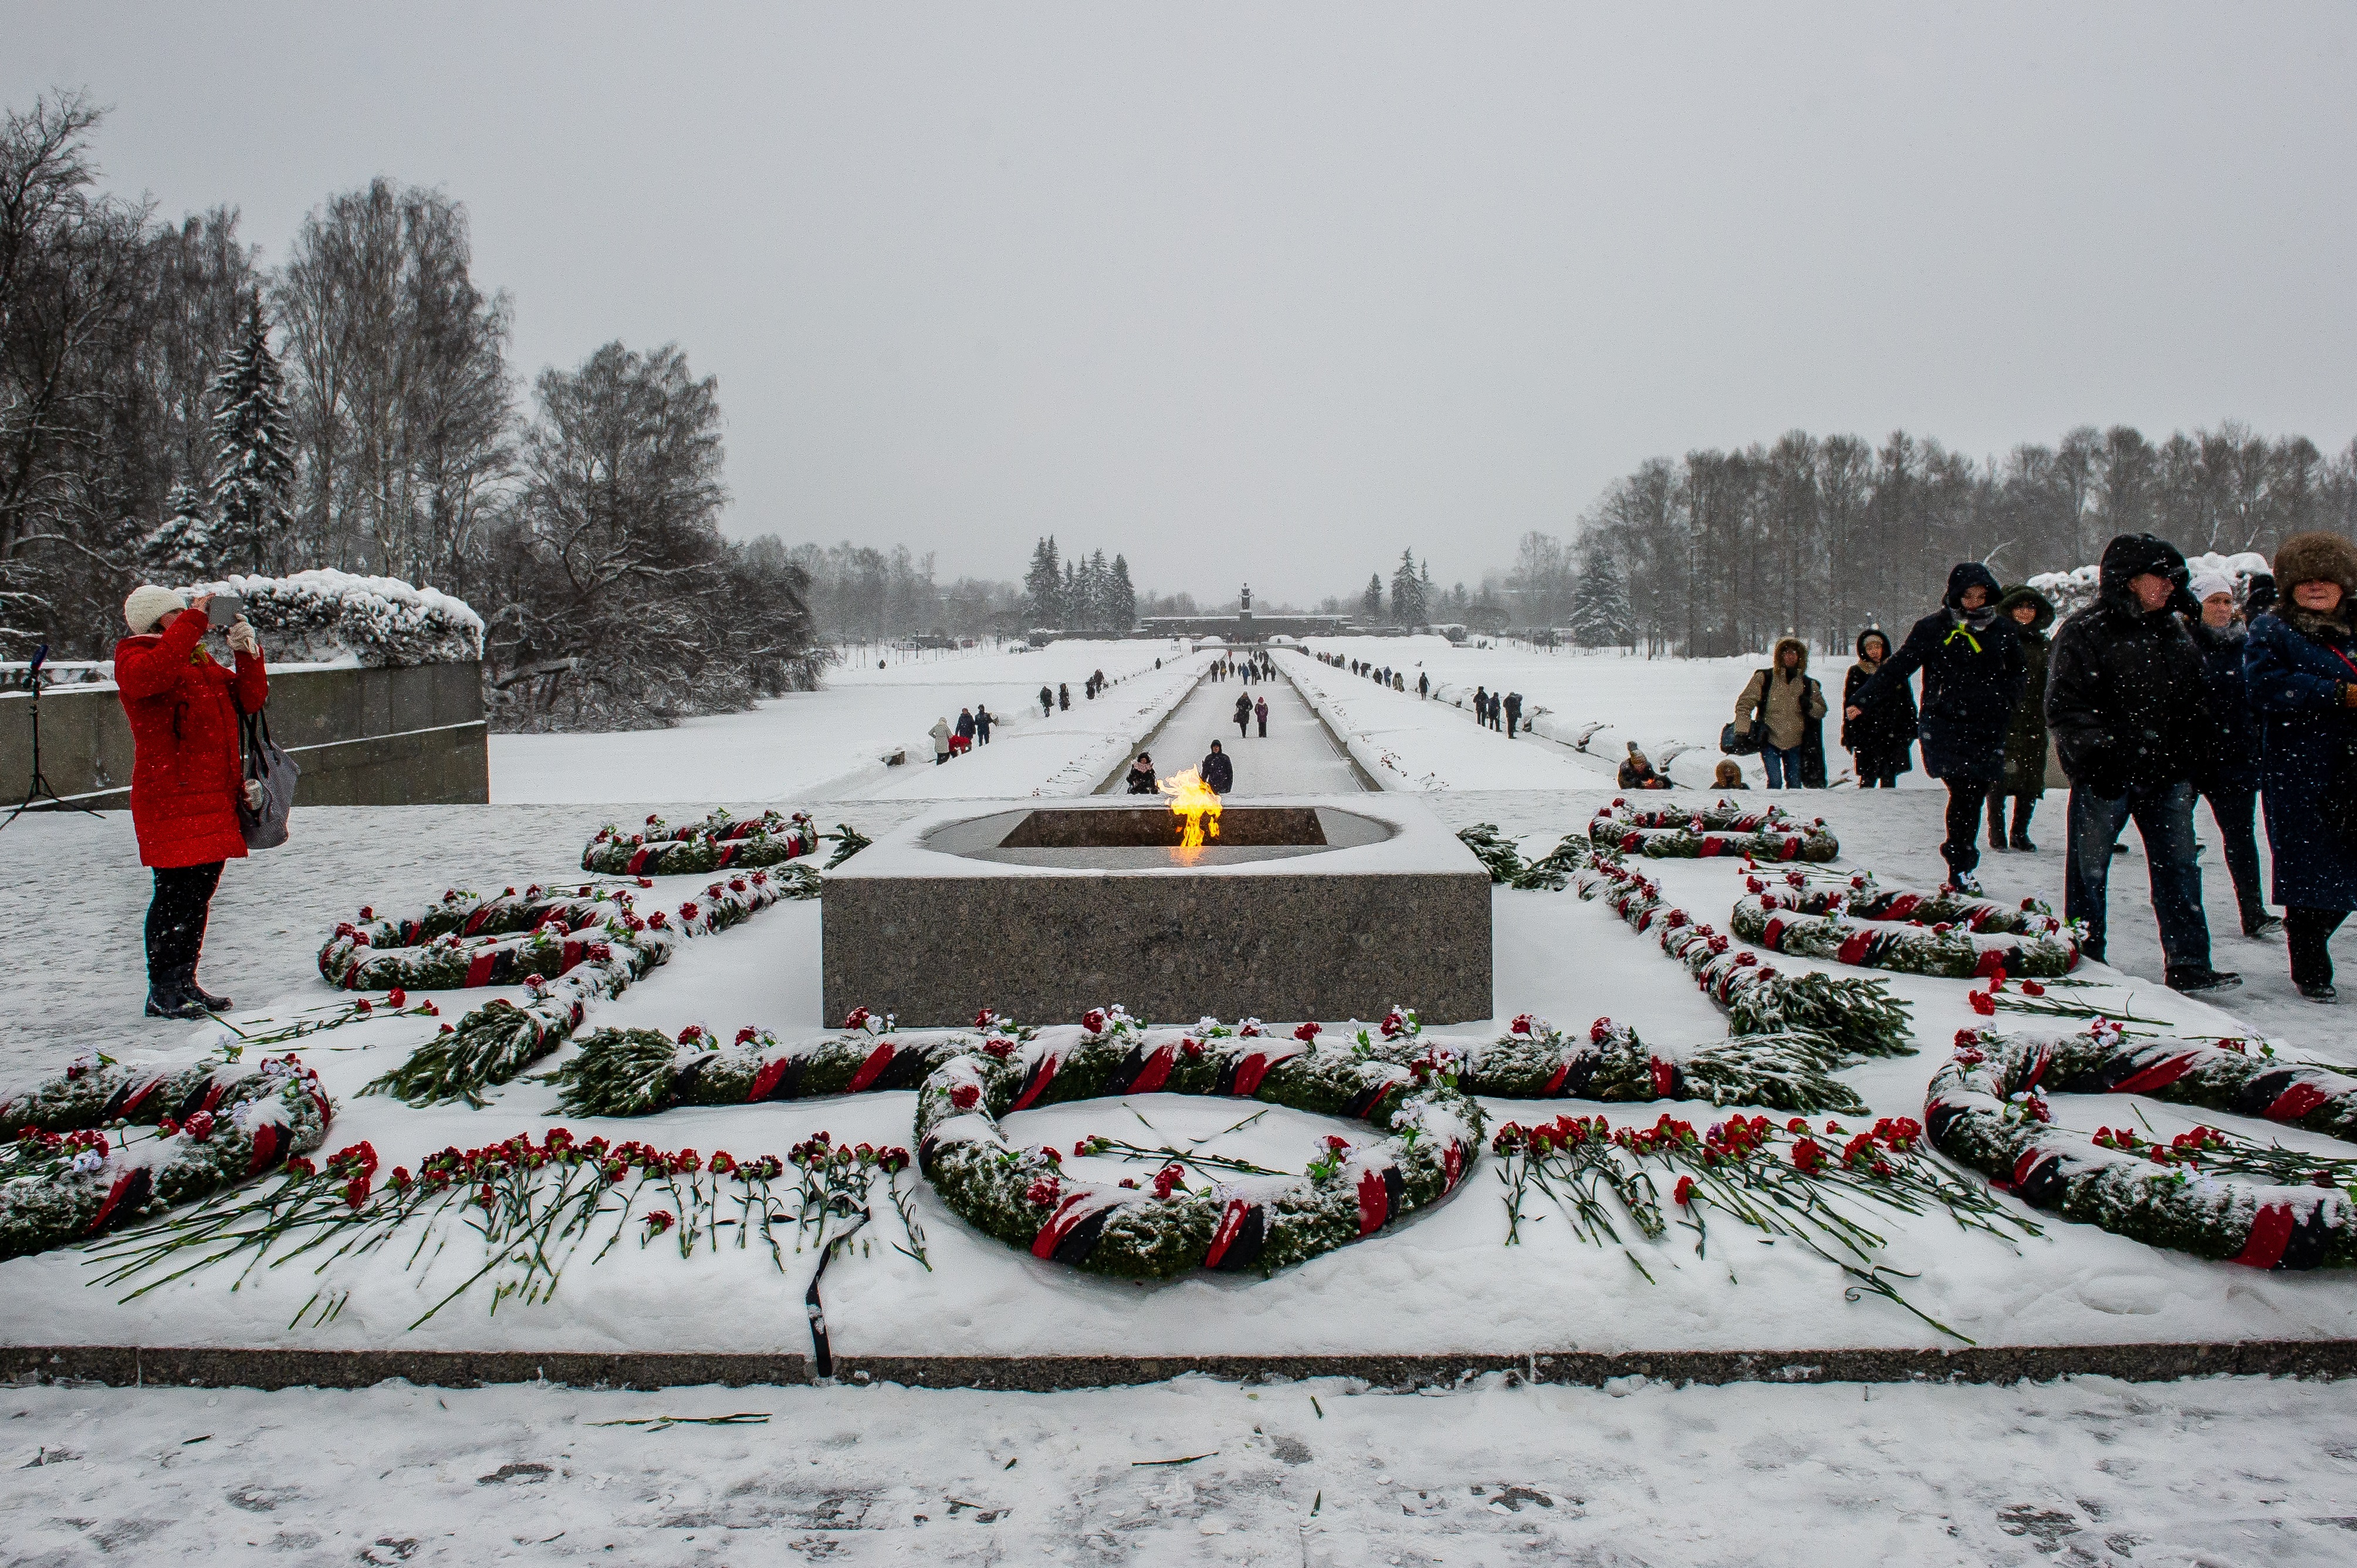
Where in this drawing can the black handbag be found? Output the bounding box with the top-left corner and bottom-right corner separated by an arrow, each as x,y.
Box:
237,707 -> 299,849
1720,669 -> 1772,755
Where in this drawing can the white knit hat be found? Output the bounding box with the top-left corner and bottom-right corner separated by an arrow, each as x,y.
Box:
123,584 -> 186,634
2187,571 -> 2236,604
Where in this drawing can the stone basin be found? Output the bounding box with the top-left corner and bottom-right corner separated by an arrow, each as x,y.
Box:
821,795 -> 1492,1027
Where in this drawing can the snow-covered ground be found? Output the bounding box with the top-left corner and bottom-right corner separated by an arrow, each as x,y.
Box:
7,645 -> 2353,1557
5,1373 -> 2352,1566
490,640 -> 1208,803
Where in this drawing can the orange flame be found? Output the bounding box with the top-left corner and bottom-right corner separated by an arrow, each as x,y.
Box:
1158,767 -> 1223,856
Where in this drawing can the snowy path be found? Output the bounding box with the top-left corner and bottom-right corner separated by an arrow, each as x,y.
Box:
1103,667 -> 1366,794
1279,651 -> 1602,791
4,1374 -> 2351,1566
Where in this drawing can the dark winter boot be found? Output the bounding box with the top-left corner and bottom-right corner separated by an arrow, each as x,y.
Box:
145,970 -> 208,1021
2165,966 -> 2242,997
2009,798 -> 2037,854
1986,796 -> 2007,851
185,977 -> 233,1011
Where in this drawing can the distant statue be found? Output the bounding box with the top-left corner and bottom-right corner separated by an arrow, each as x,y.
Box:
1240,584 -> 1252,611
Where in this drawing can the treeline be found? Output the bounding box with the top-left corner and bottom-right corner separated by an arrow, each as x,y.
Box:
789,540 -> 1027,642
1,92 -> 817,729
1576,426 -> 2357,657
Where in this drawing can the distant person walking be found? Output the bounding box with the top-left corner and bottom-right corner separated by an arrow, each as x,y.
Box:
1503,692 -> 1522,739
2189,569 -> 2275,939
1201,740 -> 1234,795
1841,628 -> 1914,788
1125,753 -> 1158,794
1058,683 -> 1070,711
952,707 -> 975,757
1039,685 -> 1054,718
1234,692 -> 1253,738
1418,672 -> 1429,699
930,716 -> 953,766
1987,585 -> 2057,849
2245,531 -> 2357,1001
1734,638 -> 1828,788
975,703 -> 992,744
2047,533 -> 2237,994
1855,563 -> 2024,892
1254,695 -> 1269,737
1472,685 -> 1487,726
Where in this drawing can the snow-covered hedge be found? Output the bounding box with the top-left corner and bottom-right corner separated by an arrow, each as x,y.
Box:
175,570 -> 484,668
2025,550 -> 2269,621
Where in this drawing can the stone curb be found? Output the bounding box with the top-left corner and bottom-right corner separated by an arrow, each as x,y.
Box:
6,1340 -> 2353,1393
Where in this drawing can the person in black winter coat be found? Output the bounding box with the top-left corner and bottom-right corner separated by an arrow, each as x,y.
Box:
2045,533 -> 2237,994
1058,683 -> 1071,711
1125,753 -> 1158,794
1234,692 -> 1253,738
1504,691 -> 1522,738
1854,563 -> 2025,889
1201,741 -> 1234,794
1040,685 -> 1054,718
975,703 -> 992,744
2244,531 -> 2357,1000
1841,628 -> 1915,787
1987,585 -> 2056,851
1254,695 -> 1269,737
2187,570 -> 2276,939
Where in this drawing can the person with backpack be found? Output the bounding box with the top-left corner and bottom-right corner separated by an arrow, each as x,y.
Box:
1853,563 -> 2025,892
1987,585 -> 2057,850
116,587 -> 268,1020
1733,637 -> 1828,788
2245,531 -> 2357,1000
1503,691 -> 1523,739
2047,534 -> 2238,995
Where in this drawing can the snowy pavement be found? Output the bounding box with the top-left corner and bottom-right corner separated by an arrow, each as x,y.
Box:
1105,667 -> 1365,795
4,1373 -> 2352,1566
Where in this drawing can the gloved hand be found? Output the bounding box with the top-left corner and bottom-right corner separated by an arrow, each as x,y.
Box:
226,616 -> 259,655
243,778 -> 265,811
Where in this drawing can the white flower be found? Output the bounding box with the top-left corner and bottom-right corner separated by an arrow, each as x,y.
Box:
71,1150 -> 104,1173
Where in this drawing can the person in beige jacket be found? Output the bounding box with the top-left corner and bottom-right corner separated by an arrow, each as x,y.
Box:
1733,637 -> 1829,788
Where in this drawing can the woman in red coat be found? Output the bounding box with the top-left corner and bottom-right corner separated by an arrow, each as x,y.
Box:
115,585 -> 268,1019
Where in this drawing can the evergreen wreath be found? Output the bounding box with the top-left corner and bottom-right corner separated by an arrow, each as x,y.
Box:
1926,1025 -> 2356,1269
582,808 -> 864,878
359,872 -> 795,1106
320,882 -> 650,993
1463,1014 -> 1868,1115
0,1054 -> 332,1261
1730,868 -> 2082,980
1574,850 -> 1913,1057
1589,797 -> 1839,862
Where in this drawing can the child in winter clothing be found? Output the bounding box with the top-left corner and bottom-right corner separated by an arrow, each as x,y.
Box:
1712,759 -> 1748,790
1987,585 -> 2056,851
1618,743 -> 1671,791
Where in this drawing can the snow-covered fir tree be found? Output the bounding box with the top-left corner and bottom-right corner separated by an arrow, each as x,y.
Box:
205,300 -> 295,574
1389,549 -> 1427,625
1361,573 -> 1384,621
1024,536 -> 1063,626
140,480 -> 218,578
1570,542 -> 1634,649
1107,553 -> 1137,630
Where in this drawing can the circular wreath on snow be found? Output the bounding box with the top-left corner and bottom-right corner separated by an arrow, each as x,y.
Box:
0,1054 -> 332,1261
583,808 -> 824,877
1589,797 -> 1839,862
559,1007 -> 1481,1278
1730,870 -> 2081,980
1926,1025 -> 2356,1269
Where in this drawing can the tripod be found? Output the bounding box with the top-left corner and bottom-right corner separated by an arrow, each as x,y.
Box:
2,650 -> 104,829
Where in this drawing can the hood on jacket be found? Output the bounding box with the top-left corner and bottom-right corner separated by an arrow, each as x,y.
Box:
1853,626 -> 1893,662
2096,533 -> 2199,619
1995,584 -> 2056,635
1943,562 -> 2003,612
1768,636 -> 1810,677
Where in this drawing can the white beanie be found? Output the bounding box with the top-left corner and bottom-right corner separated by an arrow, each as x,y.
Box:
123,584 -> 186,635
2187,571 -> 2236,604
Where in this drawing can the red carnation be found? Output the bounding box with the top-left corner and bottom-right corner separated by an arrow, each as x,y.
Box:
1294,1021 -> 1321,1042
644,1209 -> 675,1234
1081,1008 -> 1108,1034
1024,1176 -> 1061,1206
845,1006 -> 872,1030
1969,990 -> 1997,1017
949,1083 -> 981,1110
1673,1175 -> 1696,1206
1510,1013 -> 1534,1036
1791,1137 -> 1824,1174
735,1025 -> 759,1045
388,988 -> 407,1008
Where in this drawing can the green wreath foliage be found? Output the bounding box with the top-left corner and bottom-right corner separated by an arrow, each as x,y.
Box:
583,808 -> 861,876
1730,868 -> 2082,980
1926,1025 -> 2357,1269
0,1054 -> 333,1261
1589,797 -> 1839,862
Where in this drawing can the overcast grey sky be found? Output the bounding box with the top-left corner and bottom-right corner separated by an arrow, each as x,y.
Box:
8,2 -> 2355,602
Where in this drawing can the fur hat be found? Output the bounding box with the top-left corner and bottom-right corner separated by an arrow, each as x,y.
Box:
123,584 -> 185,635
2273,532 -> 2357,599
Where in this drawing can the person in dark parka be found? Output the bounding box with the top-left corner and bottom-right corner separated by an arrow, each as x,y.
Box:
1854,562 -> 2025,889
1125,753 -> 1158,794
1233,692 -> 1253,738
2187,569 -> 2275,939
1840,627 -> 1914,787
1503,691 -> 1522,739
1040,685 -> 1054,717
2244,531 -> 2357,1000
1200,740 -> 1235,795
1987,585 -> 2056,851
2046,533 -> 2236,994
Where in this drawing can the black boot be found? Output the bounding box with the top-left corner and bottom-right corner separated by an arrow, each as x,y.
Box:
185,977 -> 232,1011
1986,795 -> 2006,851
2009,798 -> 2037,854
145,967 -> 208,1021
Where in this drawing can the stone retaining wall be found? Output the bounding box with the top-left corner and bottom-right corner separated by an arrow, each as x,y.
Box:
0,662 -> 487,810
